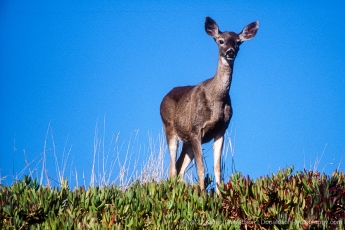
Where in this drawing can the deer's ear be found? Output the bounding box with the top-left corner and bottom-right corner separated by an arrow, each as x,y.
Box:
205,17 -> 219,37
239,21 -> 259,41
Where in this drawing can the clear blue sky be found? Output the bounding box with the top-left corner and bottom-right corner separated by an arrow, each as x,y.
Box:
1,1 -> 344,187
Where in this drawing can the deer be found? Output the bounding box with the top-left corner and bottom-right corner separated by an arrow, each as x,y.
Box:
160,17 -> 259,194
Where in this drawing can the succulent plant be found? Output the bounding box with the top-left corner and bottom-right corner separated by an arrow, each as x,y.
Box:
1,168 -> 344,229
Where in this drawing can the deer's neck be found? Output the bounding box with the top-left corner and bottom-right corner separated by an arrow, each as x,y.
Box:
212,56 -> 233,95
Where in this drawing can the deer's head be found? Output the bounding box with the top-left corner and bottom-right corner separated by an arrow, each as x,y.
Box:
205,17 -> 259,63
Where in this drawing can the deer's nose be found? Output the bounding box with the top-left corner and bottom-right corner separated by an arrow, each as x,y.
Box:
226,49 -> 236,59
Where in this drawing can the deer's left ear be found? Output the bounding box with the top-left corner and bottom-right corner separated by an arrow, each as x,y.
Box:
239,21 -> 259,41
205,17 -> 219,38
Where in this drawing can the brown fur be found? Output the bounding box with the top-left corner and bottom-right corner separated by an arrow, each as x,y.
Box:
160,17 -> 259,193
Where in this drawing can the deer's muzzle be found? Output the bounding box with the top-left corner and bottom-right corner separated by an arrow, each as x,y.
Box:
226,49 -> 236,60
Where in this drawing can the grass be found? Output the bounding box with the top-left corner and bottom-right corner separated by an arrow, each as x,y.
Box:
1,119 -> 235,192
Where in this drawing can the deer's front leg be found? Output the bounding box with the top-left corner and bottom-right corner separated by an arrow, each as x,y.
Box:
213,134 -> 224,194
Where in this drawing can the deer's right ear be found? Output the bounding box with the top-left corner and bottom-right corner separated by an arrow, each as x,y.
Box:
205,17 -> 219,38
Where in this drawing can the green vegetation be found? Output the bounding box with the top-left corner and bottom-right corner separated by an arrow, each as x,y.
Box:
1,167 -> 344,229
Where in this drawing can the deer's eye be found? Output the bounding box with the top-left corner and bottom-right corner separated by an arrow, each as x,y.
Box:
219,40 -> 224,45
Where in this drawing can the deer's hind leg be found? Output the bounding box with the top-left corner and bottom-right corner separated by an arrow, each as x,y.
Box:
176,142 -> 194,180
166,133 -> 179,177
190,137 -> 205,191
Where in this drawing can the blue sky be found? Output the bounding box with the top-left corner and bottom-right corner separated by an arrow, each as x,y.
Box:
1,1 -> 344,187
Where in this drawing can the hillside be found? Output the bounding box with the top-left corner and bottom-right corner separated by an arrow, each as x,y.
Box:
1,167 -> 344,229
